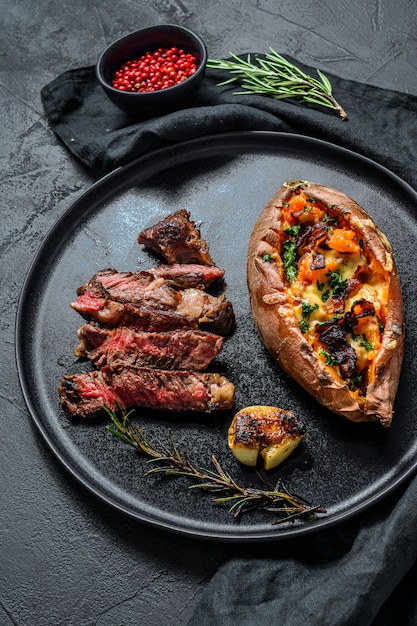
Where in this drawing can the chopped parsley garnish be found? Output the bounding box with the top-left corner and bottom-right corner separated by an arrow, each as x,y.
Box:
301,302 -> 319,319
320,350 -> 339,366
262,253 -> 275,263
350,375 -> 363,390
286,264 -> 298,283
299,302 -> 319,333
282,238 -> 298,282
317,270 -> 348,301
360,335 -> 374,351
299,319 -> 310,334
327,269 -> 348,297
284,225 -> 301,237
323,212 -> 338,225
321,289 -> 330,302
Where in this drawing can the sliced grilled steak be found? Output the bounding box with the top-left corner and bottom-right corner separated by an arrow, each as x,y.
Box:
71,297 -> 198,332
76,269 -> 180,309
176,288 -> 235,336
75,324 -> 225,371
71,276 -> 235,335
59,365 -> 235,418
150,263 -> 224,289
138,209 -> 214,265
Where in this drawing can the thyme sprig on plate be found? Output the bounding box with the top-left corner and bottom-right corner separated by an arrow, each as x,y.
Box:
105,406 -> 325,523
207,49 -> 347,120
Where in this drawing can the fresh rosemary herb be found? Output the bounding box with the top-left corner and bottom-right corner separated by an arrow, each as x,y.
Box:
207,49 -> 347,120
104,406 -> 325,523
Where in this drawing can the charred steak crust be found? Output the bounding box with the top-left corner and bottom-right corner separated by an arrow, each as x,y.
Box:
138,209 -> 215,266
58,365 -> 235,418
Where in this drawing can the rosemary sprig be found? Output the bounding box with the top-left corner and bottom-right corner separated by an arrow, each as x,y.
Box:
207,48 -> 347,120
104,406 -> 325,523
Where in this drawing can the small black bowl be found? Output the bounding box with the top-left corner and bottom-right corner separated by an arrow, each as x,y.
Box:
96,24 -> 207,117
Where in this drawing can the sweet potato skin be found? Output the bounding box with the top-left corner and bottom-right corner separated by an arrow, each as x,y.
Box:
246,181 -> 404,427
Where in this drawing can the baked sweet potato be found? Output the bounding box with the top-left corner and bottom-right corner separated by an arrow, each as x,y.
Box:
247,180 -> 404,427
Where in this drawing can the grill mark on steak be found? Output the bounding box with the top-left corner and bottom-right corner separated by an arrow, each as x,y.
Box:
138,209 -> 215,266
58,365 -> 235,418
75,324 -> 225,371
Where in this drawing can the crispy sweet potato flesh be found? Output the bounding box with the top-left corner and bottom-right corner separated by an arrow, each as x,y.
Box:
247,181 -> 404,427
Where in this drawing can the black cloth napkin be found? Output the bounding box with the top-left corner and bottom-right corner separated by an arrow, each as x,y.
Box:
41,57 -> 417,189
41,58 -> 417,625
188,478 -> 417,625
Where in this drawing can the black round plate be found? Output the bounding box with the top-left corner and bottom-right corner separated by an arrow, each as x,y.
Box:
16,132 -> 417,541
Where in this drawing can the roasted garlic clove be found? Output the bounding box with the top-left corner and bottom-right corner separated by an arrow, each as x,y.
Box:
228,405 -> 304,470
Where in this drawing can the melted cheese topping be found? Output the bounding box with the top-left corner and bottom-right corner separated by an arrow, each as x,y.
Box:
278,191 -> 389,397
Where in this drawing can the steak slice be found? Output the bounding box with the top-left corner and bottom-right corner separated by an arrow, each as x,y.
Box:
76,269 -> 180,309
75,324 -> 225,371
71,279 -> 234,336
150,263 -> 224,290
176,288 -> 235,336
58,365 -> 235,418
71,297 -> 198,332
138,209 -> 214,266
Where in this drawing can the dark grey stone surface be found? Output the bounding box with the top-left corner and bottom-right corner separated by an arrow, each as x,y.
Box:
1,1 -> 416,624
